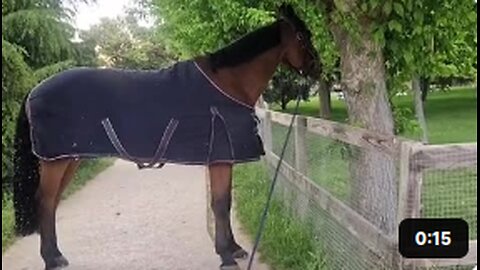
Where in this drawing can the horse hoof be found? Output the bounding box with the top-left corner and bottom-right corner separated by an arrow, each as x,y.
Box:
220,264 -> 241,270
56,255 -> 69,266
45,267 -> 66,270
232,248 -> 248,259
45,255 -> 69,270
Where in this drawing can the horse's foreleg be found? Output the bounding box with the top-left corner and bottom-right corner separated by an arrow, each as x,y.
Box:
209,163 -> 240,269
38,159 -> 70,270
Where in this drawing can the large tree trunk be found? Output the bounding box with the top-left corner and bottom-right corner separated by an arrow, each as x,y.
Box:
318,79 -> 332,119
330,23 -> 397,234
412,75 -> 429,143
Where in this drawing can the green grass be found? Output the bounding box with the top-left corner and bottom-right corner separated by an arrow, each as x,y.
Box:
233,163 -> 328,270
1,158 -> 114,253
276,87 -> 477,144
2,198 -> 15,252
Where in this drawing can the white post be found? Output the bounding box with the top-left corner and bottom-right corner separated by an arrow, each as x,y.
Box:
294,116 -> 308,175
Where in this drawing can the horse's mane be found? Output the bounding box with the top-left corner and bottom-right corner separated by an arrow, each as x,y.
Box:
208,21 -> 282,71
207,4 -> 311,72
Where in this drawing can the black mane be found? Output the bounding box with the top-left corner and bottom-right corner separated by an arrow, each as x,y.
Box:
207,4 -> 311,71
208,21 -> 282,71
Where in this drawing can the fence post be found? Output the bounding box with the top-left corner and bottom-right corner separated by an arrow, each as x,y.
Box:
294,116 -> 308,175
293,116 -> 309,220
397,141 -> 424,270
263,110 -> 273,154
398,141 -> 412,223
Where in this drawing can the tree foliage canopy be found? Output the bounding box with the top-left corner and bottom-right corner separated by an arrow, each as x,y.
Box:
79,12 -> 172,69
147,0 -> 476,105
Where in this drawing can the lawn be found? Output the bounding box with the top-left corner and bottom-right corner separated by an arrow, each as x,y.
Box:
276,86 -> 477,144
2,158 -> 114,252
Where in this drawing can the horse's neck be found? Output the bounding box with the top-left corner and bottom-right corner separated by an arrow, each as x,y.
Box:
227,46 -> 284,104
197,46 -> 284,107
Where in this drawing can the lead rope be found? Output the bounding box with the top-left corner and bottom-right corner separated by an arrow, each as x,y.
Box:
246,89 -> 303,270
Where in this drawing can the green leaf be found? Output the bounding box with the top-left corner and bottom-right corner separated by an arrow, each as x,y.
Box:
405,0 -> 413,11
370,0 -> 380,10
413,26 -> 423,35
373,27 -> 385,48
467,12 -> 476,23
413,10 -> 423,22
388,20 -> 402,32
360,3 -> 368,12
383,1 -> 393,16
404,51 -> 414,64
393,3 -> 404,17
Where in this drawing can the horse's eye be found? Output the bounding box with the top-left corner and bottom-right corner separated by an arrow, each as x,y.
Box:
296,33 -> 303,41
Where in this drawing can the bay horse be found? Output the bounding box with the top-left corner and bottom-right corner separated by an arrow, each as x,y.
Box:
12,4 -> 320,270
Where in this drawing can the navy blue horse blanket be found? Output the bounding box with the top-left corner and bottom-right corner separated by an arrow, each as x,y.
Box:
26,60 -> 265,167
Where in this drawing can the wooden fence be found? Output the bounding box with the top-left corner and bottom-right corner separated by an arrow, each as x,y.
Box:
398,142 -> 477,268
258,104 -> 477,269
205,103 -> 477,269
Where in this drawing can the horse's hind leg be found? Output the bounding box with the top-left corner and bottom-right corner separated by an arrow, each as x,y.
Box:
38,159 -> 70,270
55,160 -> 81,208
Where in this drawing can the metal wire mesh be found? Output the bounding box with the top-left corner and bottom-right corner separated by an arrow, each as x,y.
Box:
271,120 -> 399,226
421,167 -> 477,239
261,113 -> 478,270
257,109 -> 477,270
268,163 -> 395,270
304,131 -> 351,201
410,146 -> 477,269
267,120 -> 399,270
271,121 -> 295,166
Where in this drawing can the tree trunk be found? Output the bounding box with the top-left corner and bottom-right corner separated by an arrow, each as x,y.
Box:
330,23 -> 397,235
281,95 -> 287,110
420,76 -> 430,102
318,79 -> 332,119
412,76 -> 429,143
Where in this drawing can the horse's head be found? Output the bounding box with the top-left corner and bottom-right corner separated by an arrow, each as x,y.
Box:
277,3 -> 321,79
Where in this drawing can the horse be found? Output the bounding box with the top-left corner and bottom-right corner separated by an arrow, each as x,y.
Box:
12,3 -> 320,270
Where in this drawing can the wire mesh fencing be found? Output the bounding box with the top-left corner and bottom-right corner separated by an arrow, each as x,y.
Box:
405,144 -> 477,269
262,113 -> 400,270
255,107 -> 477,270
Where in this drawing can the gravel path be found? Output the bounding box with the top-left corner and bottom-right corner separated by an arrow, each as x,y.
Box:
2,160 -> 269,270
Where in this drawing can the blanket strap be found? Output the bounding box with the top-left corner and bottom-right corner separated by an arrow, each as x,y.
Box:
101,118 -> 141,163
137,118 -> 179,169
101,118 -> 179,169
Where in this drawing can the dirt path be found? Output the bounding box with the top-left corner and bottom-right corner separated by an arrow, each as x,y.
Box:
2,160 -> 269,270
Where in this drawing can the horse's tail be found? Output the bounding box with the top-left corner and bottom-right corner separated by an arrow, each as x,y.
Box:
13,95 -> 40,236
